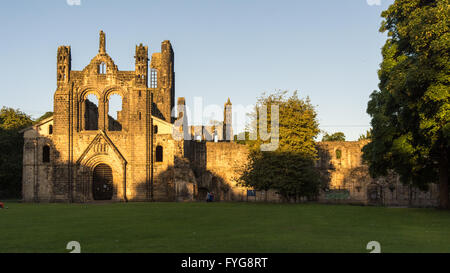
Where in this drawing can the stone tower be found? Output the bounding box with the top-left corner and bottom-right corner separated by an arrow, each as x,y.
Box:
21,31 -> 189,203
135,44 -> 148,86
150,41 -> 175,122
57,46 -> 71,87
223,98 -> 233,141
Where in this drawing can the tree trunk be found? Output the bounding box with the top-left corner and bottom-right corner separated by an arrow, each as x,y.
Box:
439,149 -> 449,209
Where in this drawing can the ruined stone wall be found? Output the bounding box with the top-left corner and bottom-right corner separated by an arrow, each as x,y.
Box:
152,134 -> 177,201
22,119 -> 55,202
150,41 -> 175,123
22,32 -> 185,203
184,139 -> 438,207
186,141 -> 250,201
317,141 -> 367,189
23,31 -> 440,207
317,141 -> 439,207
54,59 -> 152,202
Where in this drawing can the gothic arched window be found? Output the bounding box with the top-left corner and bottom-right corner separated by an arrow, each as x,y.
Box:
156,145 -> 163,162
43,145 -> 50,163
107,94 -> 123,131
84,94 -> 99,131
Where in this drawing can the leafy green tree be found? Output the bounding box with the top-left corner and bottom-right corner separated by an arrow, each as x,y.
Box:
246,90 -> 320,158
237,91 -> 322,201
322,132 -> 346,142
34,111 -> 53,124
240,150 -> 320,201
362,0 -> 449,209
234,132 -> 255,145
0,107 -> 33,130
0,107 -> 33,198
358,129 -> 372,141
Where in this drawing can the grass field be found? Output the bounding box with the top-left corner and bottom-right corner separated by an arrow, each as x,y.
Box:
1,202 -> 450,253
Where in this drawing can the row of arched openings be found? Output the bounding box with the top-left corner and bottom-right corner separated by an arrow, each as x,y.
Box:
84,93 -> 123,131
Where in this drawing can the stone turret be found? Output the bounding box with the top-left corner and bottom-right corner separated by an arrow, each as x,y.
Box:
150,40 -> 175,122
223,98 -> 233,142
56,46 -> 71,88
135,43 -> 149,86
99,30 -> 106,54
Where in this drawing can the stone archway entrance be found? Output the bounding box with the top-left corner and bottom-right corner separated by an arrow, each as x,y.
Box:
197,187 -> 208,201
92,163 -> 113,200
367,184 -> 382,205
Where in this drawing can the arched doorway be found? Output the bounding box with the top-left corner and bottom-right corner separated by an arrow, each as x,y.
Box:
92,163 -> 113,200
197,187 -> 208,201
367,183 -> 382,205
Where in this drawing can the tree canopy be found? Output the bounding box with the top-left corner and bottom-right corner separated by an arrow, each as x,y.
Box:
0,107 -> 33,198
322,132 -> 346,142
358,129 -> 372,141
0,107 -> 33,130
34,111 -> 53,124
246,90 -> 320,157
362,0 -> 449,208
237,91 -> 322,201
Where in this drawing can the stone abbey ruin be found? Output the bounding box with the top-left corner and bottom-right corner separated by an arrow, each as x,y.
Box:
21,32 -> 438,207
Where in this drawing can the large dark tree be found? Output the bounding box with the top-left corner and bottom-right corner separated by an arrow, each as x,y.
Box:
363,0 -> 449,209
0,107 -> 33,198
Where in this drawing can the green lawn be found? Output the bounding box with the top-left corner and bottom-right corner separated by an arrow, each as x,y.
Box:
1,202 -> 449,253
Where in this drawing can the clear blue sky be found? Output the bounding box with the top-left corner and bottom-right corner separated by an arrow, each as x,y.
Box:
0,0 -> 393,140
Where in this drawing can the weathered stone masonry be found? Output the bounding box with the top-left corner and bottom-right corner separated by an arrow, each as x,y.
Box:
21,31 -> 439,207
316,141 -> 438,207
22,31 -> 182,202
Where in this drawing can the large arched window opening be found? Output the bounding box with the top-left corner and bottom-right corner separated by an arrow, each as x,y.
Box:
43,145 -> 50,163
108,94 -> 123,131
85,94 -> 99,131
156,145 -> 163,162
